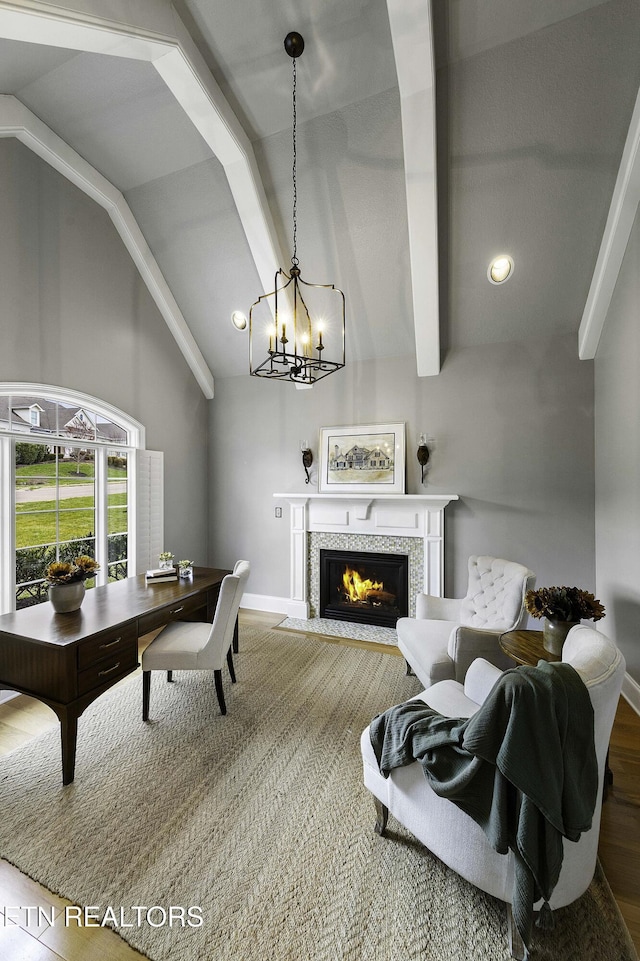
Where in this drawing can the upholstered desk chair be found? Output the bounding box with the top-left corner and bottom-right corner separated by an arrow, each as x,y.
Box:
231,558 -> 247,653
142,560 -> 250,719
397,554 -> 535,688
361,626 -> 625,958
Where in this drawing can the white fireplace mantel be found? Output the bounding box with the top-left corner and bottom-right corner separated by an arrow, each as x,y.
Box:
273,492 -> 459,619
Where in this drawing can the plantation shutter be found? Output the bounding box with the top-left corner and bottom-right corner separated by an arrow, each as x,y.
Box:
135,449 -> 163,574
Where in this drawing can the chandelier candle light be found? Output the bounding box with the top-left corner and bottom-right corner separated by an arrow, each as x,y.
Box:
249,32 -> 346,385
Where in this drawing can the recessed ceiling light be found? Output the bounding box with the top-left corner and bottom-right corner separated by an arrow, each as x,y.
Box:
231,310 -> 247,331
488,255 -> 514,285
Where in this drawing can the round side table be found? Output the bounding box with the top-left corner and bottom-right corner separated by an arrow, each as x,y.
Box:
499,628 -> 560,666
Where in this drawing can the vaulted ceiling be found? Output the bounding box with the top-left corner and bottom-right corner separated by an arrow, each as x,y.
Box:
1,0 -> 639,396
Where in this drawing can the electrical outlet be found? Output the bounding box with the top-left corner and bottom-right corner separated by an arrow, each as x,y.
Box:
275,506 -> 282,518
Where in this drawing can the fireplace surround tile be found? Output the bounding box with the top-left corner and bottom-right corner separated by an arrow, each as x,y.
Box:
309,532 -> 423,619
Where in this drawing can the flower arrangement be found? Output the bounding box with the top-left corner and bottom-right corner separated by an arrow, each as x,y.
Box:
159,551 -> 174,563
525,586 -> 605,622
44,555 -> 100,586
178,559 -> 193,569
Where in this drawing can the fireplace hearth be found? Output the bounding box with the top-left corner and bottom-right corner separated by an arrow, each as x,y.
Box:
319,549 -> 408,628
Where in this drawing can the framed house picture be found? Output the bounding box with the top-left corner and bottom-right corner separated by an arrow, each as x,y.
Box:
318,423 -> 405,494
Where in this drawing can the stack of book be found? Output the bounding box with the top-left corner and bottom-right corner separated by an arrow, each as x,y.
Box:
145,566 -> 177,583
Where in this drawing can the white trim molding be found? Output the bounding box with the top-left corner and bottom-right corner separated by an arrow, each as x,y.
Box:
579,83 -> 640,359
622,671 -> 640,717
240,593 -> 291,617
0,382 -> 145,449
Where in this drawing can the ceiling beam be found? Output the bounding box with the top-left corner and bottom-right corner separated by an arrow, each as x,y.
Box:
0,95 -> 215,399
387,0 -> 440,376
578,84 -> 640,359
0,0 -> 287,392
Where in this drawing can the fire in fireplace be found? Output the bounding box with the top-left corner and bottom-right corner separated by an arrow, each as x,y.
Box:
319,549 -> 409,628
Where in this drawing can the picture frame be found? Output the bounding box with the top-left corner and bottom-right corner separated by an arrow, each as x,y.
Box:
318,423 -> 405,494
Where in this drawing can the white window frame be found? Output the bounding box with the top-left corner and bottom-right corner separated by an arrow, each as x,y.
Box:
0,383 -> 158,615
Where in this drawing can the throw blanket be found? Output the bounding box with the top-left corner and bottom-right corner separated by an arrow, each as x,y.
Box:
369,661 -> 598,955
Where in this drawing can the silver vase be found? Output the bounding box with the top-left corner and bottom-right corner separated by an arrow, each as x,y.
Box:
49,581 -> 85,613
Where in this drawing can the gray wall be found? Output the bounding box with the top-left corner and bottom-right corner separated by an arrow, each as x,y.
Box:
0,139 -> 209,564
594,205 -> 640,682
209,334 -> 595,613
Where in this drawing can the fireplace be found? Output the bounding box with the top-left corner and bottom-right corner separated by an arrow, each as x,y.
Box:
319,549 -> 409,628
273,492 -> 458,620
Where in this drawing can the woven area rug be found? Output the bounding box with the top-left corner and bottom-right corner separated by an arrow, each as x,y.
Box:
0,628 -> 636,961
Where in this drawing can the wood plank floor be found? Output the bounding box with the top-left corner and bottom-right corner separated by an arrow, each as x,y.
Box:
0,610 -> 638,959
598,695 -> 640,950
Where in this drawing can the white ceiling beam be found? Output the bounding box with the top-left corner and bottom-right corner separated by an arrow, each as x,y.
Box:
0,1 -> 175,60
578,84 -> 640,359
387,0 -> 440,376
0,0 -> 287,391
151,38 -> 282,286
0,95 -> 215,398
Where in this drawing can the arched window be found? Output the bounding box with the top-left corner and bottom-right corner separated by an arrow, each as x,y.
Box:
0,384 -> 161,614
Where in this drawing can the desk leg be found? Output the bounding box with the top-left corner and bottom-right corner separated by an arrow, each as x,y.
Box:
59,709 -> 78,786
603,748 -> 614,800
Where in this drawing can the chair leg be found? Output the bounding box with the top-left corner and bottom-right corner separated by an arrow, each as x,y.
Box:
227,647 -> 236,683
167,670 -> 173,682
404,659 -> 415,677
232,617 -> 239,654
507,905 -> 525,960
214,669 -> 227,715
374,797 -> 389,836
142,670 -> 151,721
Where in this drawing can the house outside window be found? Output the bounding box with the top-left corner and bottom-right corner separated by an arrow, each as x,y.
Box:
0,385 -> 155,614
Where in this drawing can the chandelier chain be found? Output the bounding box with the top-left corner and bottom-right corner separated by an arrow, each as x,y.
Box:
291,55 -> 298,267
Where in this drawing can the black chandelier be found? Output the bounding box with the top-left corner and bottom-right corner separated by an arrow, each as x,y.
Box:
249,32 -> 345,385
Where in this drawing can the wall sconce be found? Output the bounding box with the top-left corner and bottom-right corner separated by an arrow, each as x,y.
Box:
301,439 -> 313,484
417,433 -> 430,483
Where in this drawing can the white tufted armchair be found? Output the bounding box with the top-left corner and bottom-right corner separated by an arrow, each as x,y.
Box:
397,555 -> 536,688
361,626 -> 625,958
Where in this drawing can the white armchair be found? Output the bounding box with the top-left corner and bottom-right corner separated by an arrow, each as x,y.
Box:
361,626 -> 625,958
397,554 -> 536,688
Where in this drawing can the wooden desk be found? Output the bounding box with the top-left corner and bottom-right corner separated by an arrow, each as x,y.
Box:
499,628 -> 560,665
0,566 -> 228,785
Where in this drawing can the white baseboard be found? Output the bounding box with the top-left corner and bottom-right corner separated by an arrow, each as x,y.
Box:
241,593 -> 309,619
622,671 -> 640,716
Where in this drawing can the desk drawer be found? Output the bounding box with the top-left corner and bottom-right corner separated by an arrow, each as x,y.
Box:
137,592 -> 207,636
77,642 -> 138,696
78,624 -> 138,671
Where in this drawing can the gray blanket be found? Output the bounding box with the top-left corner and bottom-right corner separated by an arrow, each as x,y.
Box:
369,661 -> 598,954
